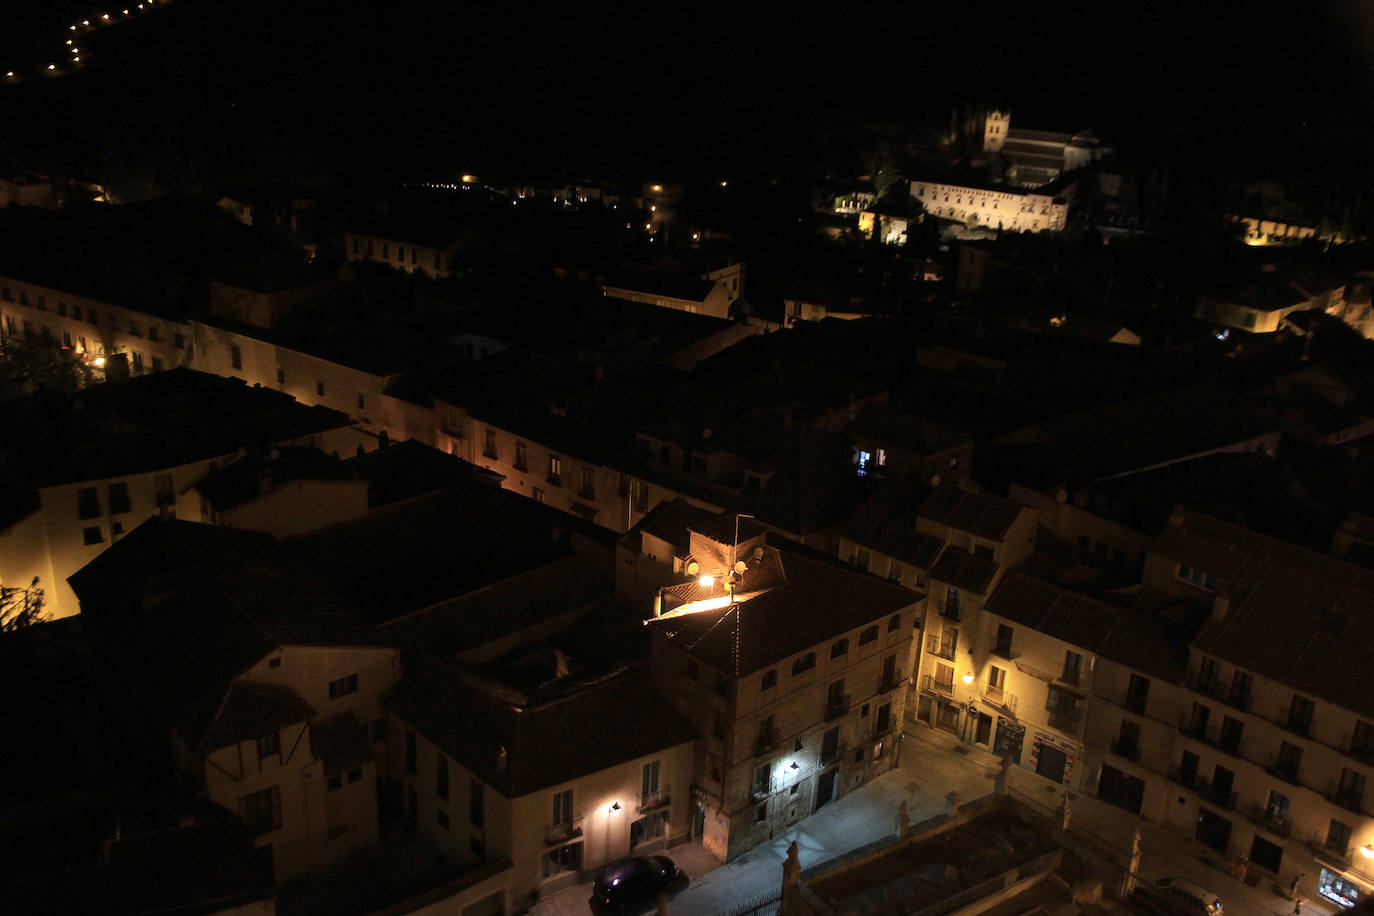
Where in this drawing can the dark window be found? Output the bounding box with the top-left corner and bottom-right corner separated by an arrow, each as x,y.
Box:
328,673 -> 359,699
276,368 -> 285,384
830,638 -> 848,659
859,625 -> 879,645
469,779 -> 484,827
357,393 -> 366,411
1126,673 -> 1150,712
239,786 -> 282,835
483,429 -> 498,460
761,670 -> 777,690
436,754 -> 449,800
151,356 -> 163,373
77,486 -> 100,519
147,325 -> 159,342
316,380 -> 325,396
1289,694 -> 1315,735
72,305 -> 82,320
328,774 -> 343,790
230,344 -> 242,370
514,442 -> 527,472
754,802 -> 767,824
257,731 -> 280,760
107,482 -> 130,515
887,614 -> 901,632
173,332 -> 184,349
82,526 -> 103,545
1062,650 -> 1083,686
792,652 -> 816,675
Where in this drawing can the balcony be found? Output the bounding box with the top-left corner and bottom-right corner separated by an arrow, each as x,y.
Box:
546,473 -> 562,487
1344,741 -> 1374,765
922,674 -> 955,698
824,694 -> 851,722
1047,709 -> 1082,732
1223,686 -> 1251,712
545,816 -> 584,846
938,600 -> 960,622
1178,714 -> 1209,741
638,788 -> 671,813
1282,714 -> 1313,739
1110,738 -> 1140,762
1168,767 -> 1203,791
982,683 -> 1004,705
925,636 -> 956,661
1247,804 -> 1292,838
754,728 -> 781,757
1311,838 -> 1353,868
1123,693 -> 1148,715
1198,782 -> 1237,811
750,778 -> 775,802
1264,758 -> 1297,791
1329,787 -> 1366,815
1186,672 -> 1223,699
990,639 -> 1014,660
819,742 -> 846,768
877,670 -> 906,694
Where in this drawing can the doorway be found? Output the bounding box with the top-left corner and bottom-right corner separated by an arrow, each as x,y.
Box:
1195,807 -> 1232,854
1250,834 -> 1284,873
1097,764 -> 1144,815
993,718 -> 1024,764
1035,742 -> 1068,783
974,712 -> 993,746
816,769 -> 839,809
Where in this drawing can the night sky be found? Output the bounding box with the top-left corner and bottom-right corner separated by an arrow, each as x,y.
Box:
1,1 -> 1371,188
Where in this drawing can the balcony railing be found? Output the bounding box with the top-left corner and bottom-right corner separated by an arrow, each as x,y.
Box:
982,683 -> 1004,705
1199,782 -> 1237,811
824,694 -> 851,722
1329,786 -> 1366,815
546,473 -> 562,487
1247,803 -> 1292,838
1223,686 -> 1252,712
922,674 -> 954,697
872,715 -> 896,740
877,670 -> 906,694
1178,714 -> 1209,740
1110,738 -> 1140,761
1168,767 -> 1203,791
1047,709 -> 1082,732
1123,693 -> 1148,714
925,636 -> 956,661
755,728 -> 781,757
1264,758 -> 1297,791
819,742 -> 846,768
1344,741 -> 1374,765
1315,840 -> 1353,867
638,788 -> 671,813
1186,671 -> 1224,700
989,637 -> 1014,660
1282,713 -> 1313,739
938,601 -> 960,622
751,778 -> 775,802
545,816 -> 584,846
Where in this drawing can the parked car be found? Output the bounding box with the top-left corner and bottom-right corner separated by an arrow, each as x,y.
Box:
590,855 -> 689,913
1138,877 -> 1223,916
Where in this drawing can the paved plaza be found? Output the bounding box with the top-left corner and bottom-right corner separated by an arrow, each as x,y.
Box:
533,725 -> 1340,916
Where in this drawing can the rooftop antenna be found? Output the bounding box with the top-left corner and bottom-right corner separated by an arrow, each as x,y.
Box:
730,513 -> 754,602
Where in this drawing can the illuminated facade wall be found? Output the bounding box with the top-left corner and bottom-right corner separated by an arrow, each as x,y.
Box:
200,644 -> 398,883
344,232 -> 457,279
390,718 -> 695,906
650,599 -> 919,861
909,180 -> 1068,232
0,274 -> 194,376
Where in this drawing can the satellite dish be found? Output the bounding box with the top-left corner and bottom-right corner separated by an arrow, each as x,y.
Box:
930,474 -> 942,487
686,560 -> 700,575
735,560 -> 748,574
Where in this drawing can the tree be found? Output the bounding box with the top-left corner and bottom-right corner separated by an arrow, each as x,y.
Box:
0,577 -> 45,632
0,333 -> 94,400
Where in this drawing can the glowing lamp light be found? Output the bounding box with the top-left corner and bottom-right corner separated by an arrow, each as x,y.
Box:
83,20 -> 90,26
93,357 -> 106,367
71,25 -> 78,30
698,575 -> 715,588
651,184 -> 662,192
102,13 -> 110,20
720,180 -> 728,187
73,57 -> 80,62
962,673 -> 975,685
48,64 -> 56,70
5,72 -> 13,79
1363,844 -> 1374,859
67,39 -> 73,45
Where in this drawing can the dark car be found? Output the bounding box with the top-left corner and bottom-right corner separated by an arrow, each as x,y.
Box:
590,855 -> 688,912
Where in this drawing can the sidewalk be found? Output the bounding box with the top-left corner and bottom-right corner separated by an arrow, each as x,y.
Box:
533,726 -> 1337,916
